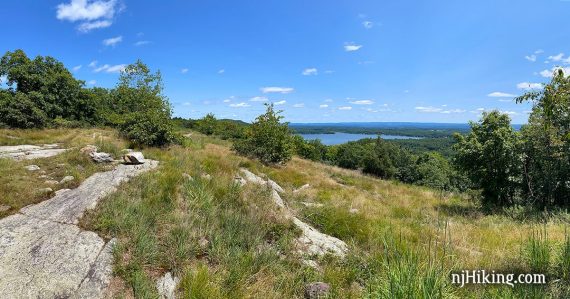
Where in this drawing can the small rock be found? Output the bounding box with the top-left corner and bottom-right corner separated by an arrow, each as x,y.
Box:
123,152 -> 145,164
267,178 -> 284,193
304,282 -> 330,299
57,163 -> 66,168
233,175 -> 246,187
302,259 -> 320,270
38,175 -> 49,179
198,237 -> 210,250
294,184 -> 311,193
156,272 -> 179,299
349,208 -> 359,214
80,145 -> 98,155
90,152 -> 114,163
25,165 -> 40,171
182,173 -> 194,181
45,180 -> 59,185
59,176 -> 75,184
0,204 -> 11,212
38,188 -> 53,194
201,173 -> 212,180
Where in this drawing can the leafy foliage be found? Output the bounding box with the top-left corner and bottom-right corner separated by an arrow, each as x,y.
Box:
453,111 -> 522,206
233,103 -> 293,164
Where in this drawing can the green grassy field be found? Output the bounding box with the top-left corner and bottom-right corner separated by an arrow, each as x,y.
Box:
2,128 -> 569,298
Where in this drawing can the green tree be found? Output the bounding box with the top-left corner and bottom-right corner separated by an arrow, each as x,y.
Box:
516,69 -> 570,207
453,111 -> 522,206
233,103 -> 293,164
114,60 -> 180,146
362,137 -> 397,178
196,113 -> 218,135
0,91 -> 48,128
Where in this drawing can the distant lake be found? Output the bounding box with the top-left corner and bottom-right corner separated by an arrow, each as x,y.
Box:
299,132 -> 422,146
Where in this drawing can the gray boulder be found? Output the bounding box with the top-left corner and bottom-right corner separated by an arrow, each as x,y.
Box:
157,272 -> 179,299
90,152 -> 114,163
59,176 -> 75,184
304,282 -> 330,299
25,165 -> 40,171
123,152 -> 145,164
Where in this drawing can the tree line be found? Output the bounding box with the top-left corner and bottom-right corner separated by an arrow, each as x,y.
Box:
0,49 -> 179,146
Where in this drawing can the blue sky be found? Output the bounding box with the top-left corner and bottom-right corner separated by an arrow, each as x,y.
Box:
2,0 -> 569,123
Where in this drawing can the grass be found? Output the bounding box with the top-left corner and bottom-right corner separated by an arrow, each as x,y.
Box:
0,128 -> 128,217
3,128 -> 570,297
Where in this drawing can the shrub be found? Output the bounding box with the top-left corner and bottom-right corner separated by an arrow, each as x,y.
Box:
118,110 -> 181,147
0,91 -> 48,128
233,103 -> 293,164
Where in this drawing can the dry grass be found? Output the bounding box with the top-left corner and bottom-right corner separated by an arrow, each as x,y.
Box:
3,128 -> 569,297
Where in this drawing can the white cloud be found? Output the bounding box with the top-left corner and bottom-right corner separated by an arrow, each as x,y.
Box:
102,36 -> 122,46
516,82 -> 543,90
87,80 -> 96,85
93,63 -> 125,73
548,53 -> 565,62
72,65 -> 82,72
349,99 -> 374,105
324,99 -> 333,102
535,49 -> 544,54
525,55 -> 536,62
324,70 -> 334,74
229,102 -> 250,108
88,60 -> 98,68
293,103 -> 305,108
261,87 -> 294,94
57,0 -> 120,32
362,21 -> 373,29
302,68 -> 318,76
274,100 -> 286,105
487,92 -> 516,97
501,110 -> 518,115
181,68 -> 188,74
250,96 -> 268,102
223,99 -> 231,103
319,104 -> 329,108
441,109 -> 466,114
218,69 -> 225,74
338,106 -> 352,110
540,66 -> 570,78
344,42 -> 362,52
415,106 -> 443,113
134,40 -> 150,46
78,20 -> 112,32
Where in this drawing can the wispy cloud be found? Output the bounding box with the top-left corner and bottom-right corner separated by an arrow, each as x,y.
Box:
102,35 -> 122,46
487,92 -> 516,97
56,0 -> 120,33
261,87 -> 294,94
415,106 -> 443,113
540,66 -> 570,78
218,69 -> 225,74
319,104 -> 329,108
88,60 -> 97,68
72,65 -> 82,72
229,102 -> 250,108
302,68 -> 318,76
92,63 -> 126,73
87,80 -> 96,85
293,103 -> 305,108
525,55 -> 536,62
516,82 -> 543,90
250,96 -> 268,102
181,68 -> 189,74
548,53 -> 565,62
362,21 -> 373,29
338,106 -> 352,110
344,42 -> 362,52
349,99 -> 374,105
274,100 -> 286,105
134,40 -> 150,46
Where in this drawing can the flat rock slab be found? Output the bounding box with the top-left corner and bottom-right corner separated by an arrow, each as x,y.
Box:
0,161 -> 158,298
22,161 -> 159,225
0,144 -> 67,160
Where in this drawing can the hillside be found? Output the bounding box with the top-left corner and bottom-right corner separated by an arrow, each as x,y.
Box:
1,128 -> 567,298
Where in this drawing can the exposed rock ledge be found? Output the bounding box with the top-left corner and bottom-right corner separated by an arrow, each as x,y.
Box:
0,160 -> 158,298
0,144 -> 67,160
239,168 -> 348,258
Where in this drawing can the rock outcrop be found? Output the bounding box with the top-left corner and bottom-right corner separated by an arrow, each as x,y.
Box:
156,272 -> 179,299
123,152 -> 146,164
0,160 -> 158,298
0,144 -> 67,160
